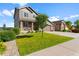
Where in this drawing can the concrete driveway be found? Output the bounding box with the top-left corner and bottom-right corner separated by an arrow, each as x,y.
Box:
28,31 -> 79,56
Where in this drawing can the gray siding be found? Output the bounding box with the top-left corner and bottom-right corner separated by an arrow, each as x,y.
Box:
19,8 -> 36,22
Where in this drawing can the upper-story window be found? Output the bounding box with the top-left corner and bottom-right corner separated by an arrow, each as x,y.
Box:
33,15 -> 35,18
24,12 -> 28,17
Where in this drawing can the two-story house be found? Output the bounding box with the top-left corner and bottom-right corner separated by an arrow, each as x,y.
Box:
14,7 -> 54,33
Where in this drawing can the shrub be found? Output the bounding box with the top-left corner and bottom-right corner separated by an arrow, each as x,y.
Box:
72,29 -> 79,33
16,34 -> 33,39
0,42 -> 6,54
62,29 -> 69,32
0,30 -> 16,42
2,27 -> 13,31
0,39 -> 1,42
13,28 -> 20,35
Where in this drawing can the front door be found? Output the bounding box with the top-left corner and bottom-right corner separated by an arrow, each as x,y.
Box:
23,21 -> 33,31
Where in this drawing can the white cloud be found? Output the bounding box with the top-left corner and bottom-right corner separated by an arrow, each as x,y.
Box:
0,12 -> 2,16
0,12 -> 1,15
0,9 -> 14,16
6,22 -> 14,27
17,3 -> 28,7
64,14 -> 79,20
48,16 -> 60,21
2,9 -> 12,16
11,9 -> 14,15
0,11 -> 4,16
0,9 -> 14,27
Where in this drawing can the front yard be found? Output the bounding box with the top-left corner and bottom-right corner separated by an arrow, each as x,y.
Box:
0,42 -> 6,55
16,32 -> 73,56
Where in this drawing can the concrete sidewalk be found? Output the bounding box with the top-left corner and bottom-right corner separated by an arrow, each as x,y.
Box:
28,32 -> 79,56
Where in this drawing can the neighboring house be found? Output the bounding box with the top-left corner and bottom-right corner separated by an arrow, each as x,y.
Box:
52,20 -> 68,31
71,25 -> 76,30
14,7 -> 54,32
43,20 -> 55,31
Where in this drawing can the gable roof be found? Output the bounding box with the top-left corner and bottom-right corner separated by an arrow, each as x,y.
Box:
14,6 -> 38,19
52,20 -> 64,23
28,7 -> 38,15
18,6 -> 38,15
46,20 -> 54,25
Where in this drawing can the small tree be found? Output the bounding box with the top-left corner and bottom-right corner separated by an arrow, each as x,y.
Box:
34,22 -> 39,32
74,20 -> 79,29
3,24 -> 6,30
65,21 -> 72,30
36,14 -> 48,37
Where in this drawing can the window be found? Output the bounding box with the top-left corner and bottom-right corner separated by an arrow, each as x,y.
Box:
33,15 -> 35,18
24,12 -> 28,17
23,21 -> 28,27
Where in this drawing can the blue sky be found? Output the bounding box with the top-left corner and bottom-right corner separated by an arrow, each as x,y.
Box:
0,3 -> 79,27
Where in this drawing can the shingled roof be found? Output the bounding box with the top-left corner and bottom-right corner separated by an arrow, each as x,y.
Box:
18,6 -> 38,15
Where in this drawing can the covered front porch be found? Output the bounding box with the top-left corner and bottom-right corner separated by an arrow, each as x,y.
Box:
19,21 -> 35,32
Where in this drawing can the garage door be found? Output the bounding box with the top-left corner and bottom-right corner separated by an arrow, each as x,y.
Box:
44,25 -> 51,31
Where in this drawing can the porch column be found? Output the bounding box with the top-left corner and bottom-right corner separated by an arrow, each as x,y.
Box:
20,21 -> 23,31
32,22 -> 34,31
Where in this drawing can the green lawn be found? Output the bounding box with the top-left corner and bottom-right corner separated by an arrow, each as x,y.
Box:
16,32 -> 73,56
0,42 -> 6,55
0,48 -> 5,54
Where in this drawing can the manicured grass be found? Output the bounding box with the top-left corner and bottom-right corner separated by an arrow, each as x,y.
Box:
0,42 -> 6,54
16,32 -> 73,56
0,48 -> 5,54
